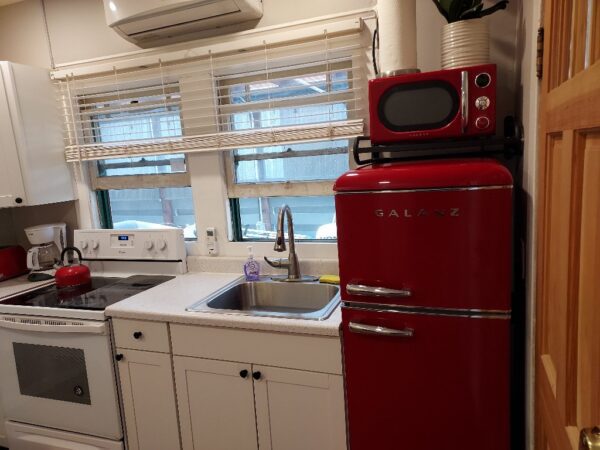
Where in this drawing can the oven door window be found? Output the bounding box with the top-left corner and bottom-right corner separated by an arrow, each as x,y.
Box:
378,81 -> 459,132
13,342 -> 91,405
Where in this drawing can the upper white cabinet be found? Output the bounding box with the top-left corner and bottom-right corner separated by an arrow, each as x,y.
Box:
0,62 -> 73,208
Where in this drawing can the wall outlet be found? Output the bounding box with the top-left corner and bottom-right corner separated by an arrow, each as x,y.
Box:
206,227 -> 218,256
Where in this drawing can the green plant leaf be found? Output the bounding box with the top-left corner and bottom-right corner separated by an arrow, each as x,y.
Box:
459,2 -> 483,19
431,0 -> 451,21
448,0 -> 465,22
478,0 -> 509,18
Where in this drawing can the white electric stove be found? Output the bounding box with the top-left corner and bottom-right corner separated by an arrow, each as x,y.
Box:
0,229 -> 187,450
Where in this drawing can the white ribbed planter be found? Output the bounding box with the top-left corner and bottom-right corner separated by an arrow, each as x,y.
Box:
441,19 -> 490,69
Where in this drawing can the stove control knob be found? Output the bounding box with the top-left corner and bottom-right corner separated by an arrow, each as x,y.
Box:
91,240 -> 99,250
475,116 -> 490,129
157,239 -> 167,251
80,241 -> 89,250
145,240 -> 154,251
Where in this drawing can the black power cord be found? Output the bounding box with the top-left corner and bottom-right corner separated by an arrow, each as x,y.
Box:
372,19 -> 379,76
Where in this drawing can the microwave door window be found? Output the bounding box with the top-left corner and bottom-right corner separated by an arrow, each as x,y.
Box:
12,342 -> 91,405
379,81 -> 459,132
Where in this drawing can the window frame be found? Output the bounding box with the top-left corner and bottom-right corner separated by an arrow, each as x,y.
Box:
219,61 -> 356,200
80,84 -> 195,233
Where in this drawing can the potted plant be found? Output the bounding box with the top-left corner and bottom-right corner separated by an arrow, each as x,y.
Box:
432,0 -> 509,69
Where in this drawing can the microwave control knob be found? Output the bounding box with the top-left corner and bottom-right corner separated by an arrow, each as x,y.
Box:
475,96 -> 490,110
145,240 -> 154,251
157,239 -> 167,251
475,72 -> 491,88
475,116 -> 491,129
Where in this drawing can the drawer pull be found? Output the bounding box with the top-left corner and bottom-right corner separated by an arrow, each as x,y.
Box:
239,369 -> 249,379
349,322 -> 414,338
115,353 -> 124,361
252,371 -> 262,380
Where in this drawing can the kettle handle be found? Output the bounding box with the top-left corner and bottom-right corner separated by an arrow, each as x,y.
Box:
27,248 -> 39,270
61,246 -> 83,265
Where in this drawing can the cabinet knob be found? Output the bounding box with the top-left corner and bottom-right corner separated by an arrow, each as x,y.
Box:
115,354 -> 124,361
133,331 -> 143,339
15,197 -> 22,204
239,369 -> 249,379
252,371 -> 262,380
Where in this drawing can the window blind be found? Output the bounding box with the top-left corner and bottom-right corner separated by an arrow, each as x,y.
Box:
56,29 -> 367,163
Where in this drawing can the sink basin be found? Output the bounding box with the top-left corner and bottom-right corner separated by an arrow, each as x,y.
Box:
186,278 -> 340,321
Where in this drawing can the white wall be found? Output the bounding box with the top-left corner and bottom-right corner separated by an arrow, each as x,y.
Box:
0,0 -> 522,258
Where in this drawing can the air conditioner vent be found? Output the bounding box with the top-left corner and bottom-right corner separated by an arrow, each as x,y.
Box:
104,0 -> 263,48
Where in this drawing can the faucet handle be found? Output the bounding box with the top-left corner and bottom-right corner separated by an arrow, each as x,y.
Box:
264,257 -> 290,268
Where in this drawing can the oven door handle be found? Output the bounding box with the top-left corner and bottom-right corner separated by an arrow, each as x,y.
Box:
461,70 -> 469,133
0,318 -> 106,334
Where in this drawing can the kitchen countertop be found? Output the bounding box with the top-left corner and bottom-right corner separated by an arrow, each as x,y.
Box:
105,272 -> 342,337
0,272 -> 55,300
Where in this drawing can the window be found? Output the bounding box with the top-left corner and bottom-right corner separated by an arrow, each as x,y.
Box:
55,23 -> 368,249
220,64 -> 354,240
84,89 -> 197,239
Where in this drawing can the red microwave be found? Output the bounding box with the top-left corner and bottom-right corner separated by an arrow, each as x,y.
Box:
368,64 -> 496,144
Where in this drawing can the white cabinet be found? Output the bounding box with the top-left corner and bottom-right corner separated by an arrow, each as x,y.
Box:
253,366 -> 346,450
174,355 -> 347,450
0,61 -> 73,208
0,389 -> 6,447
116,348 -> 181,450
174,357 -> 258,450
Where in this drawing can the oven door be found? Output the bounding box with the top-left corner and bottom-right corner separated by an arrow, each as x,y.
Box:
0,315 -> 122,440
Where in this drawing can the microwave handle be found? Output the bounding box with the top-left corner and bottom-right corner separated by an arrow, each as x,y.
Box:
461,70 -> 469,133
0,318 -> 106,334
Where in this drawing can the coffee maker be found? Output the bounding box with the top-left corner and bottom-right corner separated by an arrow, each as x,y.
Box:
24,223 -> 67,271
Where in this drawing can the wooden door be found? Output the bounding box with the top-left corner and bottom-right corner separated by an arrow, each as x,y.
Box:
173,356 -> 257,450
116,349 -> 181,450
253,365 -> 347,450
535,1 -> 600,449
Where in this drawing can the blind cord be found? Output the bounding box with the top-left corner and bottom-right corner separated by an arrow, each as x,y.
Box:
40,0 -> 56,70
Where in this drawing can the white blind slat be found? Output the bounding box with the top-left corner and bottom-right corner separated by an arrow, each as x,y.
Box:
57,27 -> 367,162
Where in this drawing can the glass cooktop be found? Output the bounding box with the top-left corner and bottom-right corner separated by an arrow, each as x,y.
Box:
0,275 -> 174,310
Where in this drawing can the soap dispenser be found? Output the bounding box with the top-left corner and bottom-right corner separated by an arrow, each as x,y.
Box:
243,246 -> 260,281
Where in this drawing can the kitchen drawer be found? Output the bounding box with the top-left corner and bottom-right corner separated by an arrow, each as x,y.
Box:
112,319 -> 170,353
170,324 -> 342,375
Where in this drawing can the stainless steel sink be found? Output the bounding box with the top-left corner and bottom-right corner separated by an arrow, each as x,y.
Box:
186,278 -> 340,320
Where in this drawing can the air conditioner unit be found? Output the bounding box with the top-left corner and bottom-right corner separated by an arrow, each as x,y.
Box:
103,0 -> 263,48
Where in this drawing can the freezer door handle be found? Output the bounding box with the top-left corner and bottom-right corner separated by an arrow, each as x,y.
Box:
346,284 -> 412,297
349,322 -> 415,337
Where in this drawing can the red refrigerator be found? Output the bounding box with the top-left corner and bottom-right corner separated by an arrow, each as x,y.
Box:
334,159 -> 513,450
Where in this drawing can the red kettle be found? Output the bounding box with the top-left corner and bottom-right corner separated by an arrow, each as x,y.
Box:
55,247 -> 91,288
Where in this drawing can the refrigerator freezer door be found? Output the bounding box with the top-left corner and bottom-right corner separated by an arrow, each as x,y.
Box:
335,185 -> 512,311
342,306 -> 511,450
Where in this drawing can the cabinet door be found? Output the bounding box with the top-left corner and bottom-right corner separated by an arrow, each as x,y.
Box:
0,389 -> 6,447
253,366 -> 347,450
0,65 -> 26,208
173,356 -> 257,450
116,349 -> 180,450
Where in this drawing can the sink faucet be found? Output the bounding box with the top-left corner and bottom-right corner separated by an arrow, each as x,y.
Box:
264,205 -> 317,282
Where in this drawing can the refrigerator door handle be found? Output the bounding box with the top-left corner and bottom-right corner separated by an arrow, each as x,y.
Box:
346,284 -> 412,297
349,322 -> 415,337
